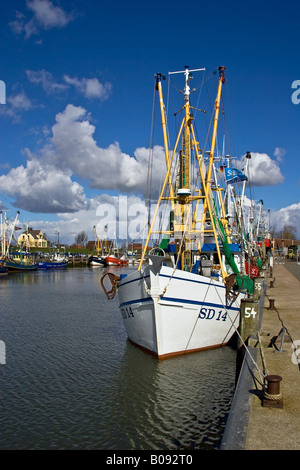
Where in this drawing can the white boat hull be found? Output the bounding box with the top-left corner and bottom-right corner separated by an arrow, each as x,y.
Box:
118,263 -> 243,359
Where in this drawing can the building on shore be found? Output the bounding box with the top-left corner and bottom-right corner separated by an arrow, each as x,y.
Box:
18,228 -> 48,249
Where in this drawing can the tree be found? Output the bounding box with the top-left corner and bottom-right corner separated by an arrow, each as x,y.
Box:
75,231 -> 88,246
275,224 -> 297,239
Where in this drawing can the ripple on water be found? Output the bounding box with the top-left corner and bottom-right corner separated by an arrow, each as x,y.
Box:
0,268 -> 236,450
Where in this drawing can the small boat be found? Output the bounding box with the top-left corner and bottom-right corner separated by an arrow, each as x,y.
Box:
105,255 -> 129,266
5,251 -> 38,272
0,263 -> 8,276
101,66 -> 258,359
1,211 -> 38,272
37,256 -> 68,270
88,255 -> 107,267
88,226 -> 109,267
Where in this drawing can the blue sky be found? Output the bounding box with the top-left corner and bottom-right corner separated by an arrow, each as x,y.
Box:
0,0 -> 300,245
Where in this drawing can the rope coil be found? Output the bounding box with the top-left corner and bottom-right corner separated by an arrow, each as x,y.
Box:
264,391 -> 282,401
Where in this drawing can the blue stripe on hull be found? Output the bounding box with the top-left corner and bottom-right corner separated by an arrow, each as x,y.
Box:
119,272 -> 225,290
37,262 -> 68,270
119,295 -> 239,311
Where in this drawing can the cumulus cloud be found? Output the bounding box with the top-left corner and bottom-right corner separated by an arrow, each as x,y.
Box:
274,147 -> 286,163
0,104 -> 165,214
27,193 -> 151,244
238,152 -> 284,186
49,104 -> 165,193
0,158 -> 89,213
63,76 -> 112,101
0,90 -> 34,122
26,70 -> 112,101
9,0 -> 74,38
26,69 -> 68,94
271,203 -> 300,239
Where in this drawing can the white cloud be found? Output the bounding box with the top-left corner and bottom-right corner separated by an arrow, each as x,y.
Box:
27,0 -> 73,29
26,69 -> 68,93
0,91 -> 33,121
49,104 -> 165,193
27,193 -> 150,244
25,70 -> 112,101
238,152 -> 284,186
271,203 -> 300,239
0,104 -> 166,214
8,91 -> 33,110
274,147 -> 286,163
0,158 -> 89,213
63,75 -> 112,100
10,0 -> 74,38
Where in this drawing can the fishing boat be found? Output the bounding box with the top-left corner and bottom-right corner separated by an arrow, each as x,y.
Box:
88,255 -> 107,267
1,211 -> 38,272
6,251 -> 38,272
37,253 -> 68,270
88,226 -> 109,267
0,262 -> 8,276
105,255 -> 129,266
101,66 -> 255,359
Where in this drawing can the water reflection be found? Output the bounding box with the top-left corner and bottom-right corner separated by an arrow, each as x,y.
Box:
108,341 -> 236,450
0,267 -> 235,450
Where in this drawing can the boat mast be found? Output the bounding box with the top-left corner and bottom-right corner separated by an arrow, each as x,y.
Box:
170,66 -> 205,271
199,66 -> 229,280
155,74 -> 175,204
200,67 -> 226,231
139,66 -> 230,280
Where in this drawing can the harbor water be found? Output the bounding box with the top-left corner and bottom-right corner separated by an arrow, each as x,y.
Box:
0,266 -> 237,450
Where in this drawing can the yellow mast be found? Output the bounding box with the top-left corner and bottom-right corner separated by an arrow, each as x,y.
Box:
155,74 -> 175,205
199,66 -> 229,280
139,66 -> 230,280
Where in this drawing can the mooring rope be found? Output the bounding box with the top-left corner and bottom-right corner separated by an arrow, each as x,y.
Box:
265,292 -> 300,371
213,283 -> 266,384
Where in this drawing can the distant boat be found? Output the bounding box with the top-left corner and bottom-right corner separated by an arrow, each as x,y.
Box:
1,211 -> 38,272
5,251 -> 38,272
37,252 -> 68,270
0,263 -> 8,276
105,255 -> 129,266
88,255 -> 107,267
37,260 -> 68,270
88,226 -> 110,267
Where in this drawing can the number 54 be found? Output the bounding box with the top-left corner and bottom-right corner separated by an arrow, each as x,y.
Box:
244,307 -> 257,318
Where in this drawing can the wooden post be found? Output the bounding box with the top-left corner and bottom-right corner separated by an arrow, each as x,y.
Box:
253,276 -> 263,300
236,298 -> 260,383
238,299 -> 260,349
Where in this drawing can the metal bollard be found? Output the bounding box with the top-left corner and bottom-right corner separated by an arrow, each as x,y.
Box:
263,375 -> 283,408
268,298 -> 275,310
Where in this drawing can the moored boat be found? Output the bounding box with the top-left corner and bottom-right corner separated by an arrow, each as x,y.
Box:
5,251 -> 38,272
0,263 -> 8,276
37,252 -> 68,270
37,260 -> 68,270
101,66 -> 258,359
88,255 -> 107,267
105,255 -> 129,266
